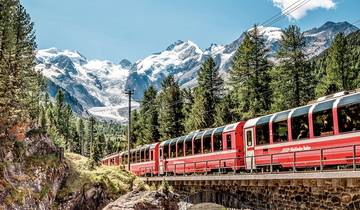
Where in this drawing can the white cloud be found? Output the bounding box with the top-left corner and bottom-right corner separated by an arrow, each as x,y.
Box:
272,0 -> 336,20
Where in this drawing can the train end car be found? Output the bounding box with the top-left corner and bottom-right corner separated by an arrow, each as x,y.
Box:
101,152 -> 121,166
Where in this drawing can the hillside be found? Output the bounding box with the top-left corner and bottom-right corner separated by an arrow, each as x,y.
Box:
0,131 -> 140,210
55,153 -> 138,209
310,30 -> 360,84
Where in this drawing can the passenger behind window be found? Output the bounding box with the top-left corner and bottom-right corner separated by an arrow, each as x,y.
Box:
297,122 -> 309,140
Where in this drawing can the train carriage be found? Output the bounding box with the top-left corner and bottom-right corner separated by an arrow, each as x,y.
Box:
122,143 -> 160,176
102,152 -> 121,166
158,122 -> 245,175
244,91 -> 360,171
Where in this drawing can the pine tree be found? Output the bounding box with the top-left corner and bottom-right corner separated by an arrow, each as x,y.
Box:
229,25 -> 272,119
87,116 -> 96,158
63,105 -> 72,150
158,75 -> 184,140
55,90 -> 66,131
140,86 -> 160,144
271,25 -> 315,111
130,110 -> 141,146
214,93 -> 238,126
185,88 -> 207,130
70,125 -> 81,154
90,133 -> 103,167
187,57 -> 223,130
0,0 -> 42,133
182,88 -> 195,132
316,33 -> 356,96
77,118 -> 85,155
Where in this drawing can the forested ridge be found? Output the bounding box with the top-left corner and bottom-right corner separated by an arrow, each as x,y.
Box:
0,0 -> 359,163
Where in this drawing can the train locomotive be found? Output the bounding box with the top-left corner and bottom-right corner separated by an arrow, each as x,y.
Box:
102,91 -> 360,176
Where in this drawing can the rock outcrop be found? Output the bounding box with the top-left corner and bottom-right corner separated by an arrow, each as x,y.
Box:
57,183 -> 110,210
103,189 -> 180,210
0,129 -> 67,210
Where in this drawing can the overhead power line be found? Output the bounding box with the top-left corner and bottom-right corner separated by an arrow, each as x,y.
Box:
264,0 -> 312,27
261,0 -> 307,26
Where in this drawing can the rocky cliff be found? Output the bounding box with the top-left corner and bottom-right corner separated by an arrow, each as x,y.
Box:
0,129 -> 138,210
0,130 -> 67,209
103,188 -> 180,210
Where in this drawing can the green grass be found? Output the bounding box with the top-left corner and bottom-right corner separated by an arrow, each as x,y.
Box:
56,153 -> 138,201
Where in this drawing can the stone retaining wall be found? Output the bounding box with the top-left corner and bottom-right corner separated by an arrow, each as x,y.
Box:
149,178 -> 360,209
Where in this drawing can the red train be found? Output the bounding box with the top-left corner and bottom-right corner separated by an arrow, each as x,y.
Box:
102,91 -> 360,176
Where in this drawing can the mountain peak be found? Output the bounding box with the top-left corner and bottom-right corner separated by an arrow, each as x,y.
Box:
119,59 -> 132,69
319,21 -> 349,30
165,40 -> 185,51
306,21 -> 358,36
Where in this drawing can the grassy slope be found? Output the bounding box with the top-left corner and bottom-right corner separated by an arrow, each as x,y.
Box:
56,153 -> 137,202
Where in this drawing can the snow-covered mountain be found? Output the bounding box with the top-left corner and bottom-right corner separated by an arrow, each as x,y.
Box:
37,21 -> 358,122
36,48 -> 138,123
127,21 -> 358,100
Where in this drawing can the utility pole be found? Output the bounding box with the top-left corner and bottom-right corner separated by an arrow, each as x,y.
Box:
125,89 -> 133,171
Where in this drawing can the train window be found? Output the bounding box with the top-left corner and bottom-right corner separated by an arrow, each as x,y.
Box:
185,139 -> 192,156
141,149 -> 145,162
170,141 -> 176,158
137,151 -> 141,163
163,145 -> 169,159
184,134 -> 194,156
138,150 -> 142,162
337,94 -> 360,133
273,111 -> 289,143
142,149 -> 146,162
150,150 -> 153,161
313,109 -> 333,137
177,139 -> 184,157
256,116 -> 271,145
159,149 -> 162,159
338,103 -> 360,133
135,151 -> 139,163
313,100 -> 335,137
145,149 -> 150,161
256,123 -> 270,145
291,106 -> 310,140
132,152 -> 135,163
226,134 -> 232,149
246,130 -> 253,146
273,120 -> 288,143
292,115 -> 310,140
124,153 -> 128,164
194,133 -> 202,155
203,131 -> 212,154
213,131 -> 223,152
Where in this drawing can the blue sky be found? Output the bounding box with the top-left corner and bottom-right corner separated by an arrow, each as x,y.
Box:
22,0 -> 359,63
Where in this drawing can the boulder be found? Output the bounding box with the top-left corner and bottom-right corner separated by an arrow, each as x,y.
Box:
103,190 -> 180,210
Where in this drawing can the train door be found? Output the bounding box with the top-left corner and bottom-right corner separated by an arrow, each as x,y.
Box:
159,147 -> 164,175
245,128 -> 255,170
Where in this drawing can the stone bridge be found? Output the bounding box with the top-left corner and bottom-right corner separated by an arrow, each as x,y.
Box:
141,171 -> 360,209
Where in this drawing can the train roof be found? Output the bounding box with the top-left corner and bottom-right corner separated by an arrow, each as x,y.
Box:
158,124 -> 239,147
223,122 -> 241,132
103,152 -> 120,159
